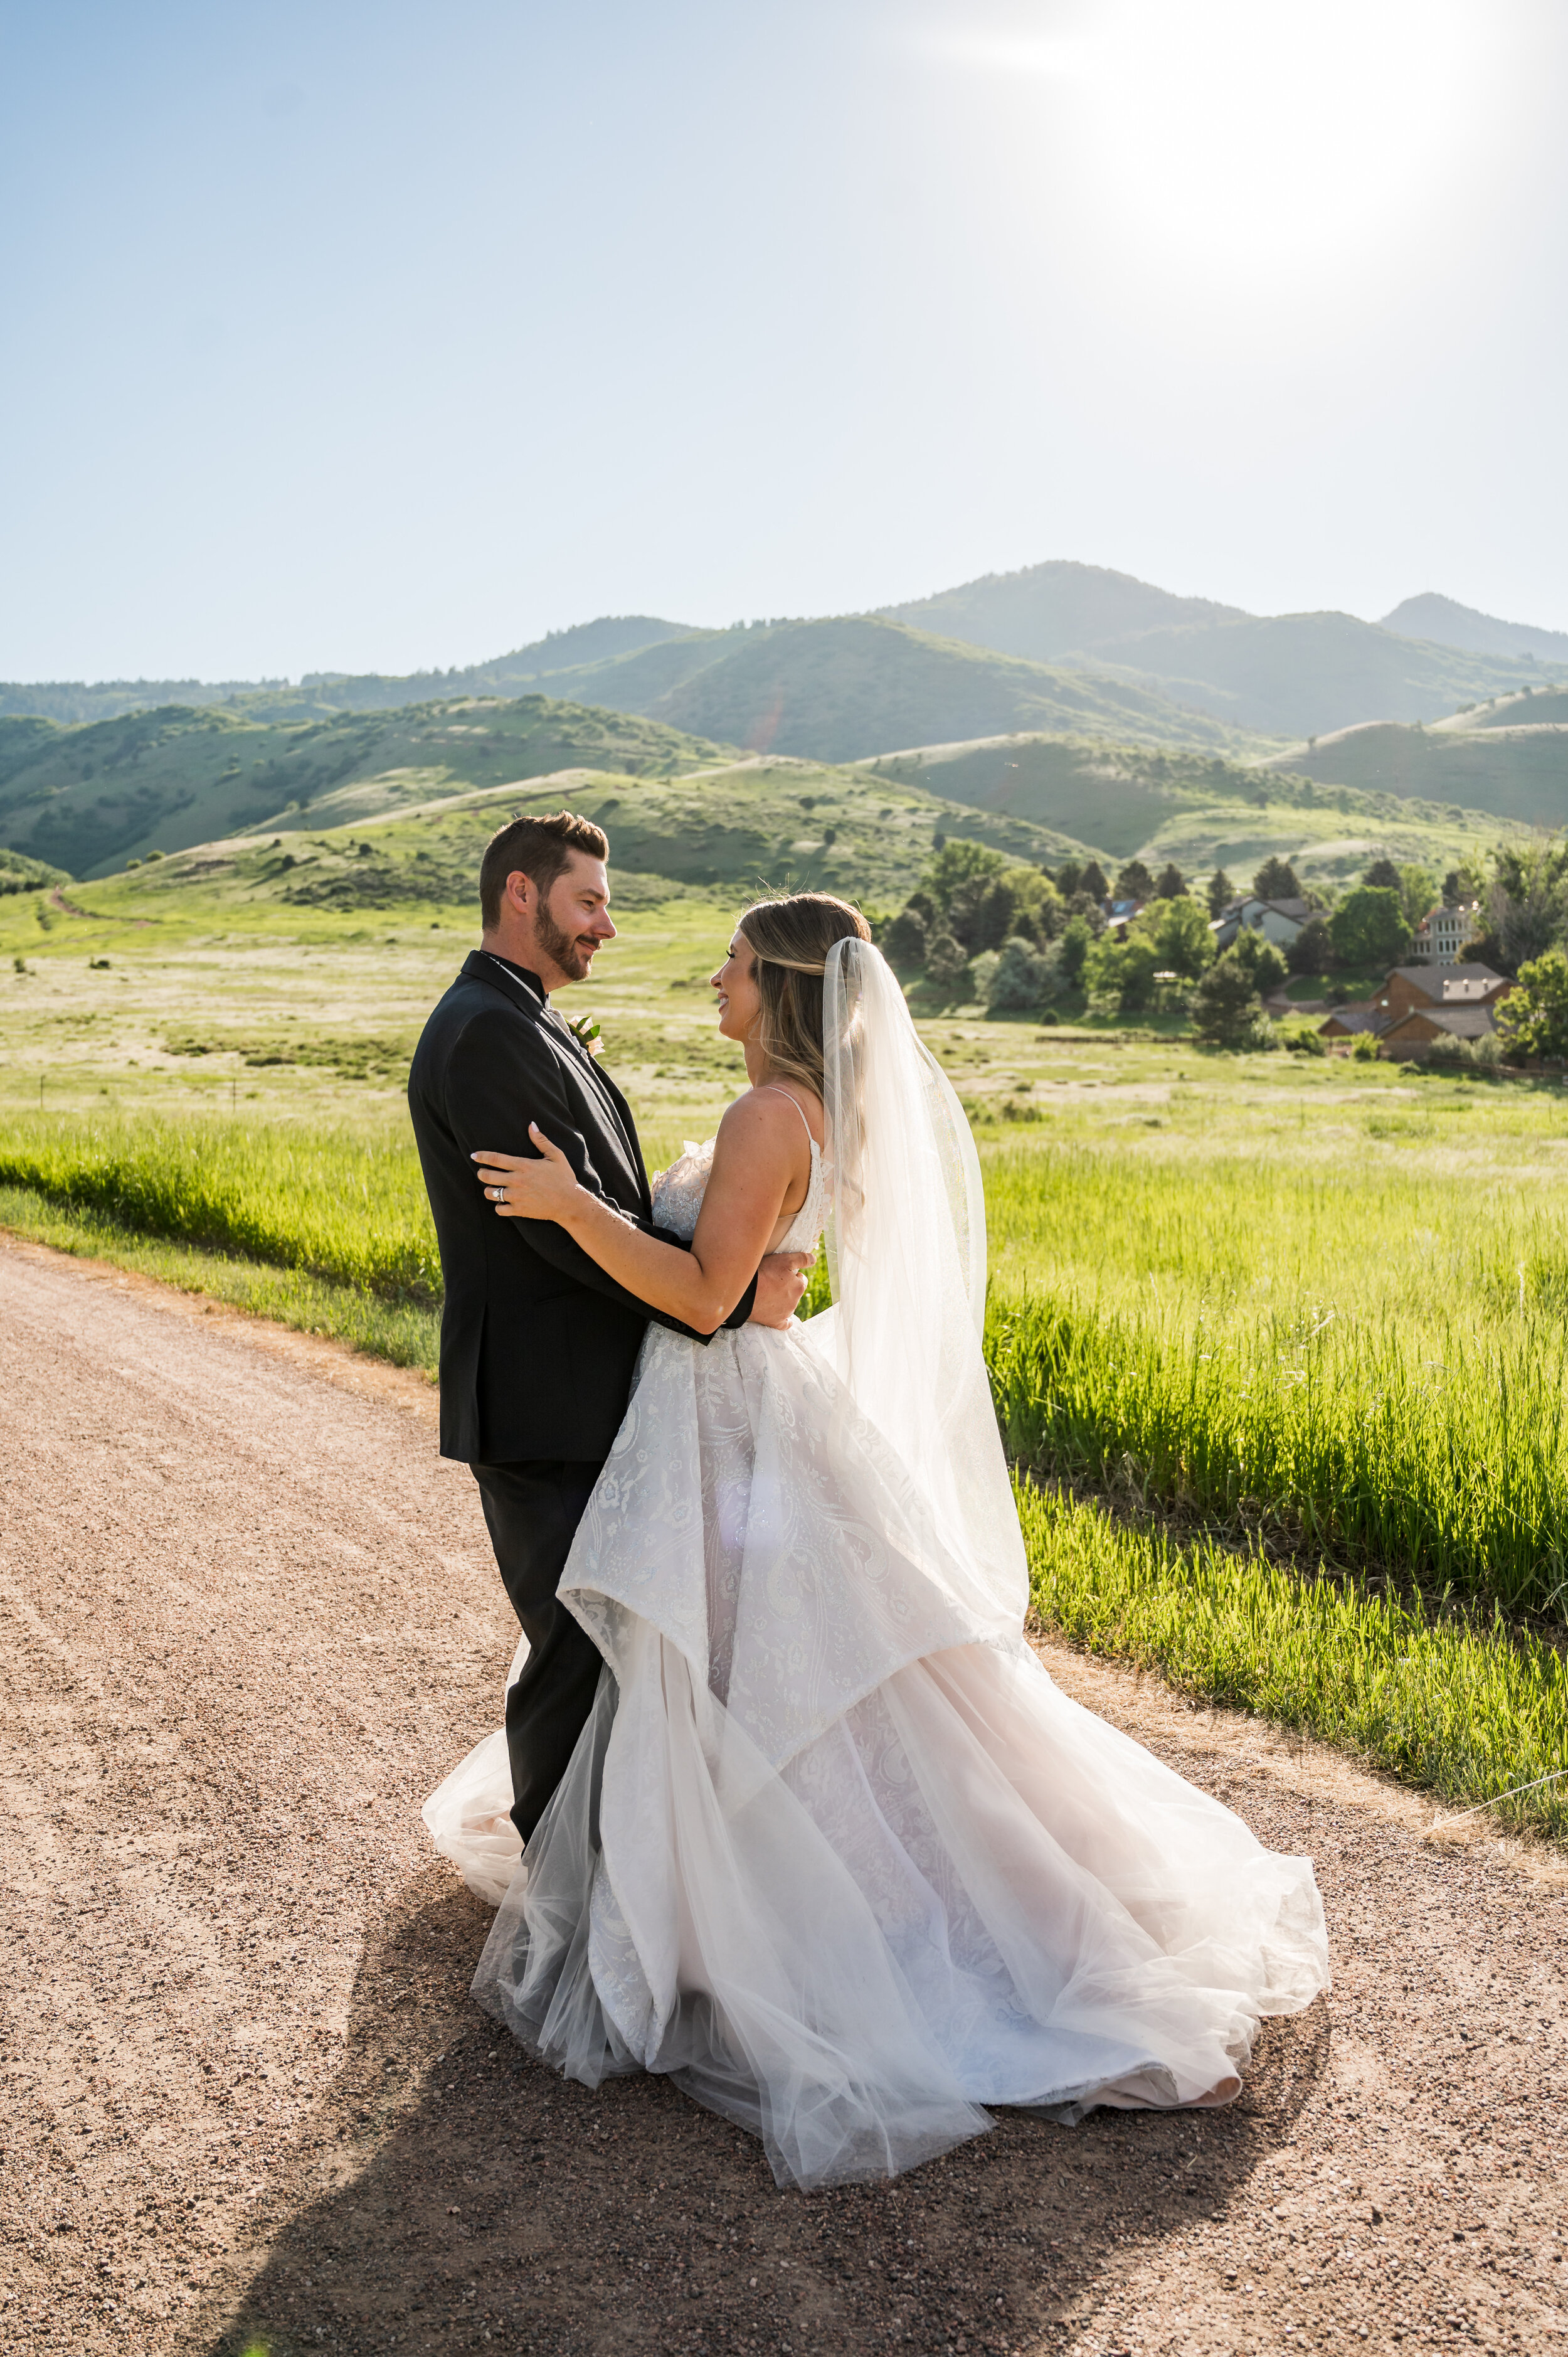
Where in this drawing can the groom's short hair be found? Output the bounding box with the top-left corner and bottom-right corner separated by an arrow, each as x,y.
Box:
479,810 -> 610,928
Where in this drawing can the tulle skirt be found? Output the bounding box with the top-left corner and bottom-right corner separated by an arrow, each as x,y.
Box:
426,1313 -> 1329,2190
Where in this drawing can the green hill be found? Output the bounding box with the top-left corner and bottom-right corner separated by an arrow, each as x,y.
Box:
0,632 -> 1274,887
1047,612 -> 1555,738
1443,684 -> 1568,730
1380,593 -> 1568,664
879,560 -> 1246,661
875,565 -> 1567,737
554,615 -> 1272,763
1274,718 -> 1568,828
0,617 -> 697,727
0,845 -> 69,897
866,732 -> 1515,888
0,696 -> 739,880
26,757 -> 1096,935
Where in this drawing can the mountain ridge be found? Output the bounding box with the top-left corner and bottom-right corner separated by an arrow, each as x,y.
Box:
6,561 -> 1567,748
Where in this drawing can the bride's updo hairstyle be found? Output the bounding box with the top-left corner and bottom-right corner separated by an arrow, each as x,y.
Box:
736,893 -> 871,1097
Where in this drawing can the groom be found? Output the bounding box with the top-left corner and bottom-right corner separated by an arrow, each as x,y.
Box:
408,808 -> 808,1843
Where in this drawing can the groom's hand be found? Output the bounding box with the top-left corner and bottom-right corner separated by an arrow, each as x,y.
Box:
750,1252 -> 812,1329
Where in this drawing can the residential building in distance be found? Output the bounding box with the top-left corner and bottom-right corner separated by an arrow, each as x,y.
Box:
1210,895 -> 1311,952
1318,962 -> 1512,1051
1381,1006 -> 1499,1052
1374,965 -> 1512,1023
1411,902 -> 1484,966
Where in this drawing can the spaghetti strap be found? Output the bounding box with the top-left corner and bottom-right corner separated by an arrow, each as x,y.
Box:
758,1084 -> 817,1146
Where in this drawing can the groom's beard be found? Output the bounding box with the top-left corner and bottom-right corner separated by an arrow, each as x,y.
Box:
536,899 -> 597,983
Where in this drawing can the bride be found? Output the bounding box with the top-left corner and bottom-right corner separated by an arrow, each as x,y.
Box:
425,891 -> 1328,2189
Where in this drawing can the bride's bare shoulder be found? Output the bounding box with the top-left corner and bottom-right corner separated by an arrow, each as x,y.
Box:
714,1083 -> 821,1157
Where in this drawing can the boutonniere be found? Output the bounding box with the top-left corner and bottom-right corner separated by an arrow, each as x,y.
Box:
566,1013 -> 605,1059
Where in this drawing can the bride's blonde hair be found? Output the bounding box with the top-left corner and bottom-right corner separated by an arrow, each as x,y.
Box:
737,893 -> 871,1097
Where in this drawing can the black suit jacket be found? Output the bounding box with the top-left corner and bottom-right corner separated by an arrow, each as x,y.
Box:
408,951 -> 756,1464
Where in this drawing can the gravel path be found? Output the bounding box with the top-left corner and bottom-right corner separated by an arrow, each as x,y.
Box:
3,1233 -> 1568,2357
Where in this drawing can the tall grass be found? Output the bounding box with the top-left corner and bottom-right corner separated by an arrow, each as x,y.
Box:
1017,1477 -> 1568,1842
988,1292 -> 1568,1614
0,1115 -> 438,1302
984,1144 -> 1568,1617
11,1112 -> 1568,1619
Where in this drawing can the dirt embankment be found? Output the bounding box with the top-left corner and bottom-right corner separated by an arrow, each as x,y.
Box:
2,1233 -> 1566,2357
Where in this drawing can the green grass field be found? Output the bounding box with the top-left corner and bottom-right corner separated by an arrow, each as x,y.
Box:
6,863 -> 1568,1841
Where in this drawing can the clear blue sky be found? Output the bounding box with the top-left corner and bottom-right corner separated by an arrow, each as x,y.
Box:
3,0 -> 1565,681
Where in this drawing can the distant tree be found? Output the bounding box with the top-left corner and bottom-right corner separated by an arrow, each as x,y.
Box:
1361,856 -> 1402,892
926,839 -> 1007,902
1052,859 -> 1084,899
1114,858 -> 1155,905
988,936 -> 1053,1012
1190,951 -> 1274,1049
1029,873 -> 1067,942
1442,864 -> 1483,905
1253,856 -> 1301,901
1497,949 -> 1568,1060
1131,894 -> 1214,981
1153,861 -> 1187,900
1206,868 -> 1236,918
1231,928 -> 1290,996
1079,859 -> 1110,905
1458,920 -> 1508,972
1329,886 -> 1411,972
1490,842 -> 1568,972
1083,930 -> 1159,1013
1286,913 -> 1336,976
884,907 -> 928,971
1057,913 -> 1094,989
924,931 -> 968,991
948,872 -> 1018,951
1397,863 -> 1438,930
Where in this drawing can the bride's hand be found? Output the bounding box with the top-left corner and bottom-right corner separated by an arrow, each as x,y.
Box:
471,1128 -> 583,1222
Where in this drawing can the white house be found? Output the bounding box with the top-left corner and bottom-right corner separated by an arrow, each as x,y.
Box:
1210,895 -> 1311,952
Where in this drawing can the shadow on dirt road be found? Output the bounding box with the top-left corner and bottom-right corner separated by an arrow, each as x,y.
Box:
206,1876 -> 1329,2357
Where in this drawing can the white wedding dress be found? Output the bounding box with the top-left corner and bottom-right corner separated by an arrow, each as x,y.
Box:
425,944 -> 1328,2189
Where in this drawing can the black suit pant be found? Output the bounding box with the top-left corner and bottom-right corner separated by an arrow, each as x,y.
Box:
471,1458 -> 607,1843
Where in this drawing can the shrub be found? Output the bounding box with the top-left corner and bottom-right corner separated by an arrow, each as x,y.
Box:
1231,929 -> 1289,994
883,907 -> 928,970
1349,1030 -> 1382,1061
1497,947 -> 1568,1061
988,936 -> 1054,1012
1286,913 -> 1335,974
924,931 -> 968,991
1057,913 -> 1093,989
1131,894 -> 1214,981
1083,932 -> 1159,1014
966,949 -> 1001,1003
1190,950 -> 1273,1048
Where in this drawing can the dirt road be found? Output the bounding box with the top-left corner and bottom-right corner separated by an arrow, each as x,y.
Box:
3,1233 -> 1567,2357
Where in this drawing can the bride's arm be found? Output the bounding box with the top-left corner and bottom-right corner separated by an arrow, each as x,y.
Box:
473,1090 -> 807,1336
